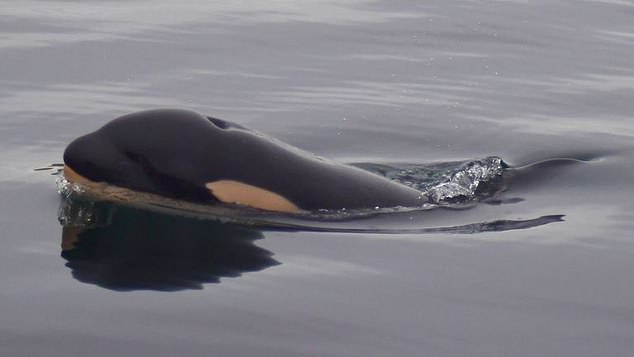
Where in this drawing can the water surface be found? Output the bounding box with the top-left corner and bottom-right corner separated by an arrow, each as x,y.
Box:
1,1 -> 634,356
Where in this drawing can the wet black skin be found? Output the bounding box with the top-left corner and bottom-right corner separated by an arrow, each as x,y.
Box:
63,109 -> 427,211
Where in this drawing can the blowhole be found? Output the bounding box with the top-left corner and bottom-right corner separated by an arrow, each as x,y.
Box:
207,116 -> 229,129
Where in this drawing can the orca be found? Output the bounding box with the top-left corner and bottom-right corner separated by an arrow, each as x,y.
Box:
63,109 -> 426,213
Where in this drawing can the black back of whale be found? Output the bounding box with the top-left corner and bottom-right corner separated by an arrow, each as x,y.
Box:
64,109 -> 425,211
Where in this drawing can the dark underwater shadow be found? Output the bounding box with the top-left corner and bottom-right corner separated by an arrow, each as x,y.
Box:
59,197 -> 279,292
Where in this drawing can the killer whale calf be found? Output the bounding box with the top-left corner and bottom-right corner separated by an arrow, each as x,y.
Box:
63,109 -> 427,213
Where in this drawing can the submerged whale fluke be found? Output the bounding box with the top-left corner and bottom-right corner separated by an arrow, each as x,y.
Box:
63,109 -> 427,213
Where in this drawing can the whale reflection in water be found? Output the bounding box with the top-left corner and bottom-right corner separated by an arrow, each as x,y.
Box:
59,196 -> 279,291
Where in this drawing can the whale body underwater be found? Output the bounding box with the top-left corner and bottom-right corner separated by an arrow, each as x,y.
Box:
63,109 -> 427,213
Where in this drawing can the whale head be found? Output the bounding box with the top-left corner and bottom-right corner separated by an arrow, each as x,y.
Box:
62,109 -> 301,212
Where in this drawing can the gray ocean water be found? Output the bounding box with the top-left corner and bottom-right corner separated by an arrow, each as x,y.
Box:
1,1 -> 634,356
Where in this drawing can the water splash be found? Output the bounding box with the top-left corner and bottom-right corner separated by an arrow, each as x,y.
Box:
358,156 -> 508,205
56,174 -> 84,198
424,157 -> 507,203
56,175 -> 103,228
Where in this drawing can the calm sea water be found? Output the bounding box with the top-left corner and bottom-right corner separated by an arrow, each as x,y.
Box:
1,1 -> 634,356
